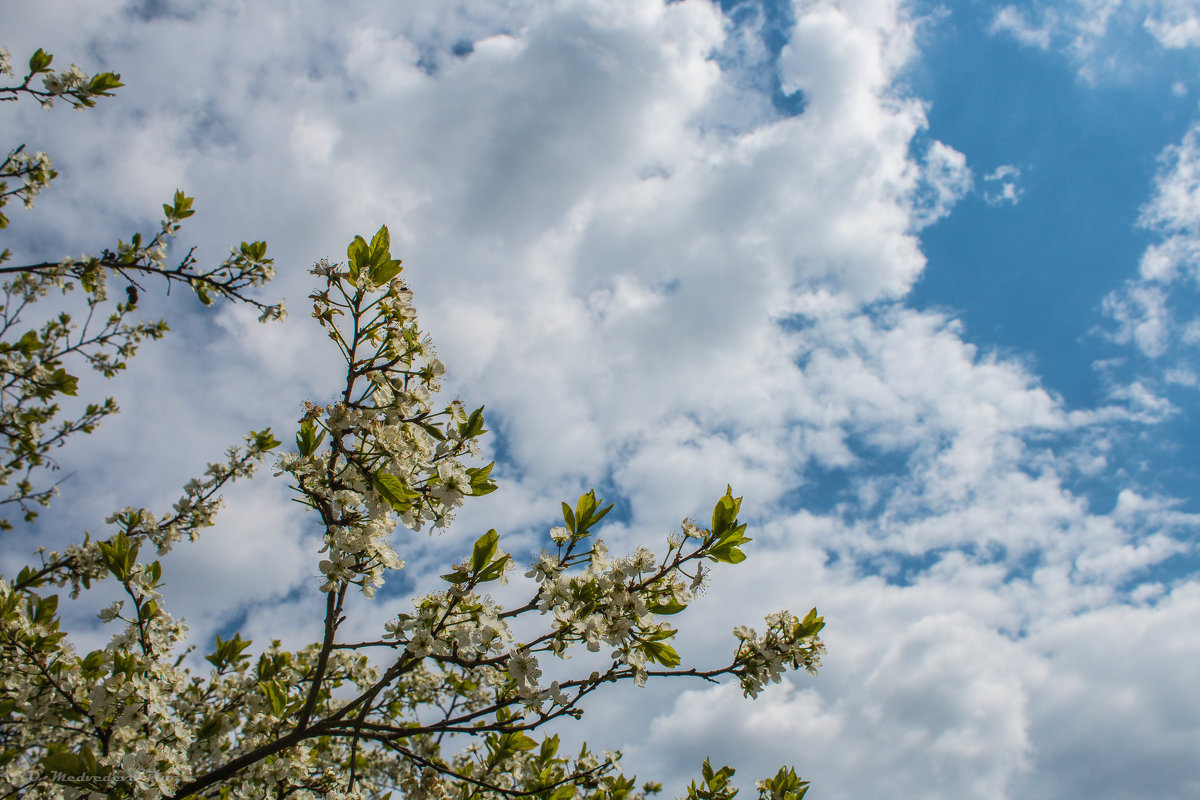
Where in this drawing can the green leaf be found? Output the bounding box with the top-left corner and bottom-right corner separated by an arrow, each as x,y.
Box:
34,594 -> 58,624
52,368 -> 78,396
240,240 -> 267,261
509,733 -> 538,751
590,500 -> 614,529
371,258 -> 403,285
98,533 -> 138,582
561,501 -> 576,533
572,490 -> 613,534
641,640 -> 681,668
252,428 -> 282,452
373,472 -> 416,510
459,405 -> 487,438
471,529 -> 499,573
648,597 -> 687,615
28,49 -> 52,74
575,491 -> 596,529
81,650 -> 105,676
41,751 -> 85,780
164,189 -> 195,220
419,421 -> 446,441
87,72 -> 123,95
258,680 -> 287,717
711,486 -> 742,537
540,734 -> 560,761
347,235 -> 369,284
795,608 -> 824,638
468,461 -> 498,496
642,625 -> 678,642
369,225 -> 391,263
757,766 -> 810,800
706,489 -> 751,563
706,541 -> 748,564
476,554 -> 510,583
366,226 -> 403,284
16,330 -> 40,356
206,632 -> 252,670
296,419 -> 326,456
78,745 -> 100,778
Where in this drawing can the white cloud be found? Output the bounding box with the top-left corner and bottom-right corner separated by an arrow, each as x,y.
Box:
991,6 -> 1056,50
1102,282 -> 1173,356
983,164 -> 1024,206
2,1 -> 1198,798
911,140 -> 974,226
1101,120 -> 1200,360
989,0 -> 1200,82
1144,0 -> 1200,47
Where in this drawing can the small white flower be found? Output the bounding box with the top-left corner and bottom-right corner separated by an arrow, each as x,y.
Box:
547,680 -> 569,705
406,628 -> 436,658
507,650 -> 541,698
98,600 -> 124,622
525,551 -> 560,583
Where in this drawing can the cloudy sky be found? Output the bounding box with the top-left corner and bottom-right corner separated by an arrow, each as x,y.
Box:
5,0 -> 1200,797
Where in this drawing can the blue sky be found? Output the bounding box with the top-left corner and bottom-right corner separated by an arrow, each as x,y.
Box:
910,0 -> 1200,560
5,1 -> 1200,798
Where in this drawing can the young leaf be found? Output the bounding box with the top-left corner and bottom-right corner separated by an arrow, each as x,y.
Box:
648,597 -> 687,615
87,72 -> 123,95
476,554 -> 510,583
459,405 -> 487,438
641,641 -> 681,668
347,235 -> 369,284
471,529 -> 499,574
795,608 -> 825,638
368,225 -> 391,263
711,486 -> 742,537
252,428 -> 282,452
468,462 -> 498,496
296,419 -> 326,456
373,472 -> 416,510
28,49 -> 53,74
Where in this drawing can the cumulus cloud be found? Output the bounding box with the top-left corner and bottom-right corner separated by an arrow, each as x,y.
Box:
2,1 -> 1198,798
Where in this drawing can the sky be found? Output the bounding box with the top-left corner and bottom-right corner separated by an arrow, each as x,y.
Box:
4,0 -> 1200,798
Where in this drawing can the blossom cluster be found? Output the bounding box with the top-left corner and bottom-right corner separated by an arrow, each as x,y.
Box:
41,64 -> 90,101
279,229 -> 494,597
732,609 -> 826,699
0,147 -> 56,222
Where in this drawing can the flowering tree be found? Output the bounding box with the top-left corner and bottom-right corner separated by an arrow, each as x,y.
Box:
0,43 -> 826,800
